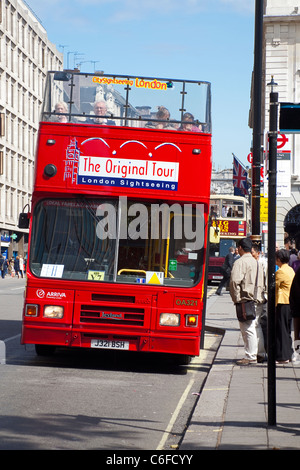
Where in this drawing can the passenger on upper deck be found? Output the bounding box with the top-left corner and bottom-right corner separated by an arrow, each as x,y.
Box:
146,106 -> 174,130
155,106 -> 174,129
86,100 -> 116,125
222,205 -> 228,217
52,102 -> 68,123
178,112 -> 202,132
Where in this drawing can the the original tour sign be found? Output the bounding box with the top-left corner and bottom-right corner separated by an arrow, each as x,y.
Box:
78,156 -> 179,191
64,138 -> 180,192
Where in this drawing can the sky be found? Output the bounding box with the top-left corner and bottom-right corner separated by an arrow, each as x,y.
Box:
27,0 -> 256,170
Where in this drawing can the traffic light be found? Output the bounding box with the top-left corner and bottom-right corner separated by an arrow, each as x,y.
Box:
280,103 -> 300,132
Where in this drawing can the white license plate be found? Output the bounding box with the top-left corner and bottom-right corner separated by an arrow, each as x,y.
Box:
213,276 -> 223,280
91,339 -> 129,350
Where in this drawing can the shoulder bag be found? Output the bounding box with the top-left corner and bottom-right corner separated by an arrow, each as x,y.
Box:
235,262 -> 258,322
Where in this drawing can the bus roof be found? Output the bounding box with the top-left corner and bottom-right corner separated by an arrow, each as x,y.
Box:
210,195 -> 248,202
41,71 -> 212,133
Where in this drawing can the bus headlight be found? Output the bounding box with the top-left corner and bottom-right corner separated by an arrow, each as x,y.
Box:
43,306 -> 64,319
186,314 -> 198,327
160,313 -> 180,326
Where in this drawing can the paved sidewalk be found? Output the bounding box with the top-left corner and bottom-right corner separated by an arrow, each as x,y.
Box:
181,291 -> 300,450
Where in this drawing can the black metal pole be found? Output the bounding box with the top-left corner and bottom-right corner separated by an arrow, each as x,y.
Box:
251,0 -> 264,248
267,89 -> 278,427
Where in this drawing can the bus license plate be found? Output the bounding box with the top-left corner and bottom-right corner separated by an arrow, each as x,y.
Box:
91,339 -> 129,350
213,276 -> 223,280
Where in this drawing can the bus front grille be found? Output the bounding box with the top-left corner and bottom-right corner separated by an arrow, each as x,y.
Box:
80,304 -> 145,326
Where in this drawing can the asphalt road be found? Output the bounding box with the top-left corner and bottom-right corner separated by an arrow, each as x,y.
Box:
0,277 -> 220,450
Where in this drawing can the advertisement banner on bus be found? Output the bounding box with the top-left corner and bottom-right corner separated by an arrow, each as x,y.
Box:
211,220 -> 246,237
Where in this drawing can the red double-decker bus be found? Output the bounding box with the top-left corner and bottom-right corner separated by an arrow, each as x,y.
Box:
208,195 -> 250,282
19,71 -> 212,363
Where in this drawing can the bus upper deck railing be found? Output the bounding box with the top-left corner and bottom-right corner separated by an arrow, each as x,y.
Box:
41,71 -> 212,133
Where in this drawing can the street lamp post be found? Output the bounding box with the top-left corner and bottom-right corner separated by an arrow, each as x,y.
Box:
267,76 -> 278,427
251,0 -> 264,249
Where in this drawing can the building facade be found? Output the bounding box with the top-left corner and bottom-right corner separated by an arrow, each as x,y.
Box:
210,166 -> 235,194
0,0 -> 63,259
263,0 -> 300,248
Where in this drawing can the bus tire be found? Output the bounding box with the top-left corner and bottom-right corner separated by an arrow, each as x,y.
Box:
35,344 -> 56,356
172,354 -> 192,365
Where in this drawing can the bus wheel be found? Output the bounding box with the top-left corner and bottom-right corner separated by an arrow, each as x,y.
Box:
172,354 -> 192,365
35,344 -> 56,356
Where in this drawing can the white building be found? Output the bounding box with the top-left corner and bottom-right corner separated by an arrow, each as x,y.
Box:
262,0 -> 300,248
210,166 -> 235,194
0,0 -> 63,258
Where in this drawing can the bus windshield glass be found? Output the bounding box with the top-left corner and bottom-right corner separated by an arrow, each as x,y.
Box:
210,198 -> 245,219
41,71 -> 211,132
30,198 -> 205,287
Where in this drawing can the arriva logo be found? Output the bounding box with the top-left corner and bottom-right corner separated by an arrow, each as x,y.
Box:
46,292 -> 67,299
36,289 -> 66,299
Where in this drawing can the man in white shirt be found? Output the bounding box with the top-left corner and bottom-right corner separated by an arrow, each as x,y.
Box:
230,238 -> 264,365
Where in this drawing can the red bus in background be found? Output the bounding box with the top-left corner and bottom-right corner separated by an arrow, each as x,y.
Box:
19,71 -> 212,364
208,195 -> 250,282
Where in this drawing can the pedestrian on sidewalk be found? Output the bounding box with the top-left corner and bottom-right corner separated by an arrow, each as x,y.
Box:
1,257 -> 8,279
289,232 -> 300,362
289,248 -> 298,267
275,249 -> 295,363
251,244 -> 268,362
291,251 -> 300,272
18,255 -> 24,278
0,254 -> 4,277
289,269 -> 300,361
229,237 -> 265,365
8,258 -> 15,277
233,247 -> 240,261
14,256 -> 20,278
216,246 -> 234,296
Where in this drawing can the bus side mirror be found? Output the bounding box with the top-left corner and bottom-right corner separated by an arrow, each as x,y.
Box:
18,212 -> 30,229
209,226 -> 220,243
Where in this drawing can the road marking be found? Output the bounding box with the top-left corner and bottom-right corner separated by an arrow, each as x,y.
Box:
156,374 -> 196,450
4,334 -> 21,343
156,347 -> 210,450
0,287 -> 25,294
207,286 -> 217,297
0,334 -> 21,365
0,341 -> 5,364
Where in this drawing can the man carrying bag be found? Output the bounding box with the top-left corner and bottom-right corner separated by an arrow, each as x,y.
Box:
229,238 -> 265,365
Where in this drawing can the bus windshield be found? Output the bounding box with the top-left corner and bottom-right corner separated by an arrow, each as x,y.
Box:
30,198 -> 205,287
209,238 -> 237,258
210,198 -> 245,219
41,71 -> 212,133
